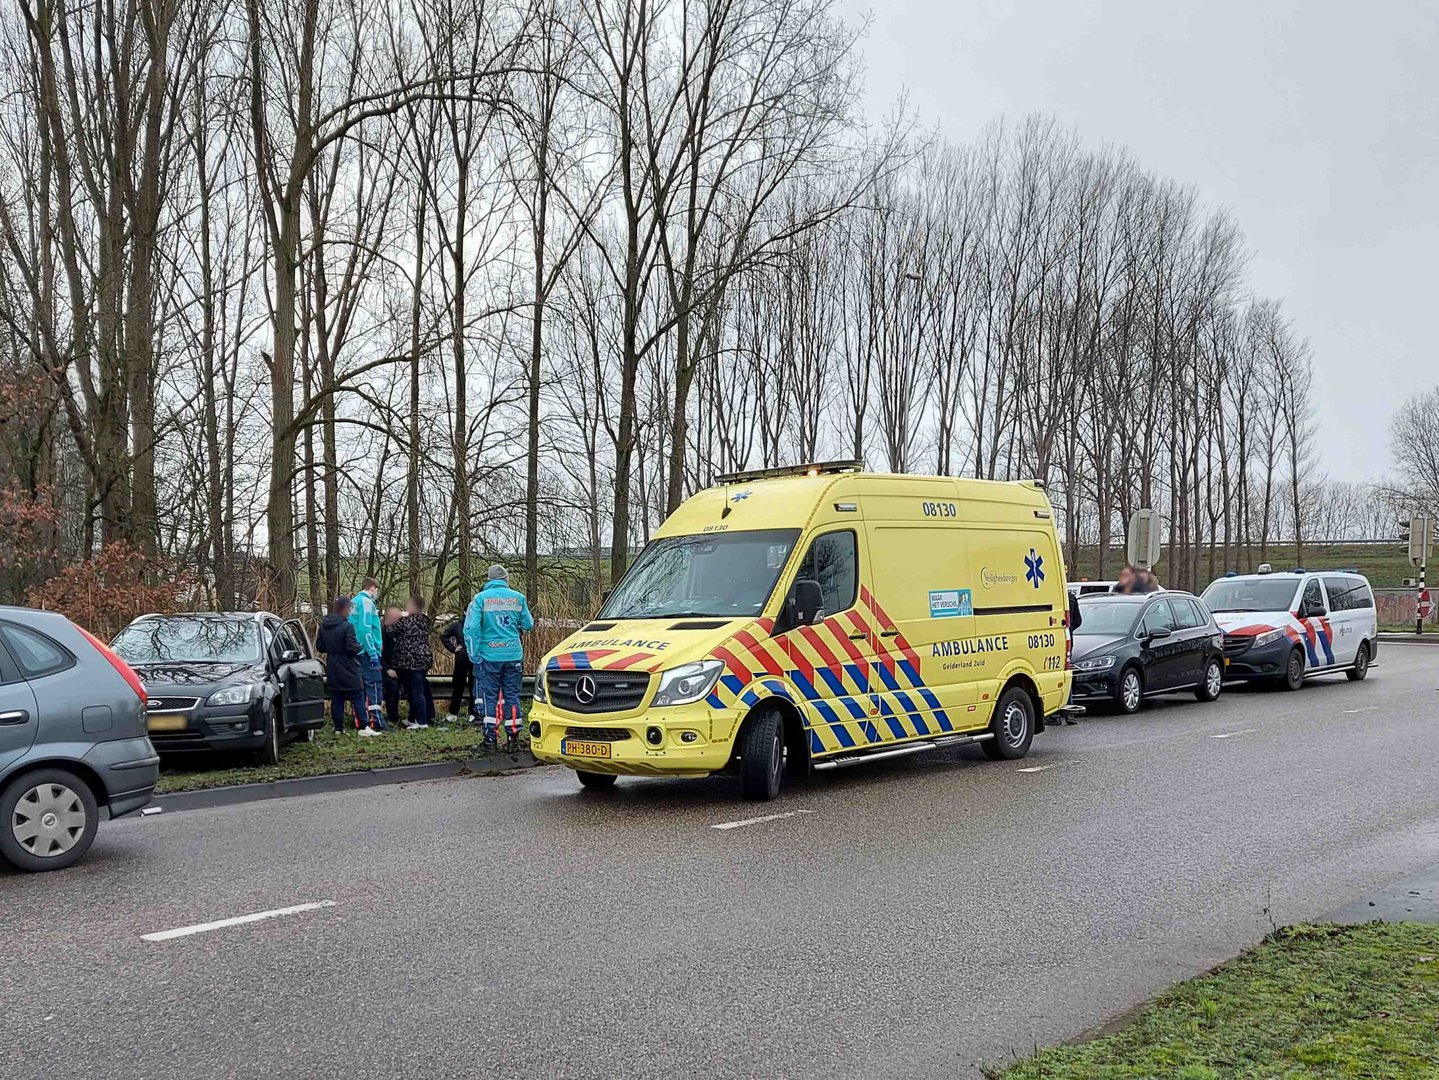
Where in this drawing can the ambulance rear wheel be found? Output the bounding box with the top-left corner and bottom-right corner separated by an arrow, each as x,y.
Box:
982,687 -> 1034,761
576,770 -> 616,791
739,709 -> 784,801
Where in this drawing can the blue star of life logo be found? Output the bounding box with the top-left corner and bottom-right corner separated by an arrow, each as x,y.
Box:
1024,548 -> 1044,588
730,490 -> 752,502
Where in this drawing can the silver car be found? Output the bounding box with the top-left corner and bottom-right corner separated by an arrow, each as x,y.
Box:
0,606 -> 160,872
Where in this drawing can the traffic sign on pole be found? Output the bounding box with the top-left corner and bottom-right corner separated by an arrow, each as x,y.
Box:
1419,590 -> 1433,621
1126,508 -> 1162,570
1406,515 -> 1433,568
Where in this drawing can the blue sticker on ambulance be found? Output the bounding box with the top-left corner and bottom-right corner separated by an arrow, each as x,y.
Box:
929,589 -> 973,619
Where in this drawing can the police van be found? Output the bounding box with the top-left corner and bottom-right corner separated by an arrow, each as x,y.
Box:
529,461 -> 1074,800
1199,566 -> 1378,689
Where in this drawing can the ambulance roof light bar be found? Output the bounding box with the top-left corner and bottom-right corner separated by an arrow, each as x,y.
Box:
713,459 -> 864,486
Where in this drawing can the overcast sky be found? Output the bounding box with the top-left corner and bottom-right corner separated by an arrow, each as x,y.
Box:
842,0 -> 1438,482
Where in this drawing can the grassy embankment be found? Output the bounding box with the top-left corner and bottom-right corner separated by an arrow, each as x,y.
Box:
996,922 -> 1439,1080
155,719 -> 531,794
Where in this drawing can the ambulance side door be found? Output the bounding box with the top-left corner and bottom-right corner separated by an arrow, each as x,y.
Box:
863,519 -> 980,738
777,527 -> 878,753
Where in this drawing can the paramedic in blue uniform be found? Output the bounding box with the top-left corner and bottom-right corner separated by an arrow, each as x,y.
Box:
464,564 -> 535,752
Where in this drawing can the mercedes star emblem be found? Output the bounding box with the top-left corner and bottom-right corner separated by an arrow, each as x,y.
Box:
574,674 -> 597,705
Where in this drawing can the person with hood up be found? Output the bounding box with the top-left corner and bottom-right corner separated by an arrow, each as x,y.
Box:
316,596 -> 365,733
390,595 -> 435,729
439,614 -> 475,724
349,576 -> 386,735
463,564 -> 534,752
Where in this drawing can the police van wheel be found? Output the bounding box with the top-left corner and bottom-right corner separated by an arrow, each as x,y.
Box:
1279,647 -> 1305,691
1346,642 -> 1370,682
982,688 -> 1034,761
739,709 -> 784,801
576,770 -> 617,791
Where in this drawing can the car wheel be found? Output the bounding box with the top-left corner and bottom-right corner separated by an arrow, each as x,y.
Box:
982,687 -> 1035,761
1280,647 -> 1305,691
1195,657 -> 1224,702
254,706 -> 282,766
1115,666 -> 1144,714
1346,642 -> 1370,682
576,770 -> 617,791
0,768 -> 100,873
739,708 -> 784,801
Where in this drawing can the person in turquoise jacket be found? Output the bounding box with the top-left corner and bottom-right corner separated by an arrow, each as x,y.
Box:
464,564 -> 534,752
348,576 -> 386,732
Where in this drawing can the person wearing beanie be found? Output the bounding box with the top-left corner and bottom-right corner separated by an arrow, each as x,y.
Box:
463,564 -> 534,752
316,596 -> 365,733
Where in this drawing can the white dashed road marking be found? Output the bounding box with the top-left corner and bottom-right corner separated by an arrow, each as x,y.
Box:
1209,729 -> 1256,740
1017,763 -> 1062,773
1342,706 -> 1379,715
711,809 -> 815,831
141,901 -> 338,943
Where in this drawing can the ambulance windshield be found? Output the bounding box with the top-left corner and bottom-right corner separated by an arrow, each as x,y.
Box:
601,529 -> 801,620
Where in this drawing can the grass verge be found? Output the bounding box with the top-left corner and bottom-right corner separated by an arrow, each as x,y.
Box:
996,922 -> 1439,1080
154,724 -> 528,794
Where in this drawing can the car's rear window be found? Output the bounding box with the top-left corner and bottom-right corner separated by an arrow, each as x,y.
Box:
0,622 -> 76,679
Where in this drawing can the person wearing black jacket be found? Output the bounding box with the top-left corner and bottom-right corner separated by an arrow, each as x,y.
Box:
440,615 -> 474,724
316,596 -> 365,732
390,596 -> 435,728
380,607 -> 403,729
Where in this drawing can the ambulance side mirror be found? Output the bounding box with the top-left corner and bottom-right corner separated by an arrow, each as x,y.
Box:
781,579 -> 824,632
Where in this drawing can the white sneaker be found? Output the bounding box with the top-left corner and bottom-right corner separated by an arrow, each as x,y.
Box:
415,723 -> 430,730
404,722 -> 422,730
358,727 -> 383,737
442,713 -> 457,725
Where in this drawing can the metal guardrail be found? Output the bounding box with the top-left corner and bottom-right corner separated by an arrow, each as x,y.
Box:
424,672 -> 536,703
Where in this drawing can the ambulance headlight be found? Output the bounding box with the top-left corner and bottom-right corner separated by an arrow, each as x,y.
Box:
1253,628 -> 1286,648
532,672 -> 547,703
652,660 -> 726,707
1073,654 -> 1116,672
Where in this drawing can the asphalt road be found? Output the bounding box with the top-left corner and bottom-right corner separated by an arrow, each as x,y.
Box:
5,645 -> 1439,1079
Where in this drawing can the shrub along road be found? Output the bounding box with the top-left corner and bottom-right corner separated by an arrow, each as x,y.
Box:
5,645 -> 1439,1079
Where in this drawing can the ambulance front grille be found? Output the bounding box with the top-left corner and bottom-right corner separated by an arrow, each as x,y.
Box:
548,671 -> 650,714
564,727 -> 632,742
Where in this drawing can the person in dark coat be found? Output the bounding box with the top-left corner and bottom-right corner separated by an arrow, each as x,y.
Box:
316,596 -> 365,733
390,596 -> 435,728
381,607 -> 403,729
440,615 -> 474,724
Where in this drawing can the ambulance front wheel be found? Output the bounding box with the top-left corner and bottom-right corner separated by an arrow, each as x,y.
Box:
739,708 -> 785,801
982,687 -> 1034,761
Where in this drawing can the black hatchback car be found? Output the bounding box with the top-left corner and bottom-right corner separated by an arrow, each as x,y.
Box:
1070,592 -> 1225,714
110,613 -> 326,763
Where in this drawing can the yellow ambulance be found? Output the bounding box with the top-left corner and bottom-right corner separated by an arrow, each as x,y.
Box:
529,461 -> 1074,800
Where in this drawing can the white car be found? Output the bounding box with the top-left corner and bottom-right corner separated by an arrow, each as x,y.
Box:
1068,580 -> 1120,597
1198,567 -> 1378,689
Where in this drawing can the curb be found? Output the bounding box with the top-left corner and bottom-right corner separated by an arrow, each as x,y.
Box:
149,752 -> 544,814
1377,633 -> 1439,646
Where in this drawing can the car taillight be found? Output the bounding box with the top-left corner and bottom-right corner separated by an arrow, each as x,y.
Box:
78,625 -> 147,703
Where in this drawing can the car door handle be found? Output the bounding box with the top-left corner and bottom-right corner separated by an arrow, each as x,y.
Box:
848,632 -> 868,641
880,629 -> 900,638
0,709 -> 29,725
